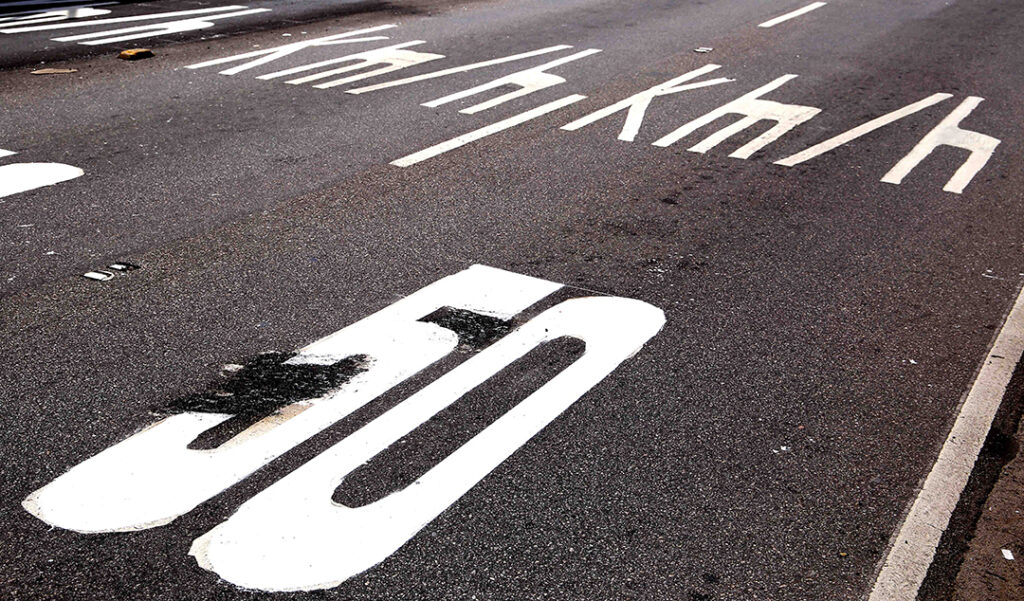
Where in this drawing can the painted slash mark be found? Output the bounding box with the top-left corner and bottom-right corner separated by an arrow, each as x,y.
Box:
160,351 -> 368,450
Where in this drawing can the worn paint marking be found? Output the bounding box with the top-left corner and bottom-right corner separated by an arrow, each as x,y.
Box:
190,296 -> 665,591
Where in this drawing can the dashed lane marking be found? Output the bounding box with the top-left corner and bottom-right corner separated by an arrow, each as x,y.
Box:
758,2 -> 827,28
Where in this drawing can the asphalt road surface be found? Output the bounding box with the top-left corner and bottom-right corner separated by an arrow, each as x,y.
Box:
2,1 -> 1024,600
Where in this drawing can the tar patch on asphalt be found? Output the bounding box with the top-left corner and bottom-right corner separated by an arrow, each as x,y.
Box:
419,306 -> 515,351
154,307 -> 514,450
156,351 -> 368,450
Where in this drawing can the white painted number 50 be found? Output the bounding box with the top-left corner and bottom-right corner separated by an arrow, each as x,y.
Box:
24,265 -> 665,591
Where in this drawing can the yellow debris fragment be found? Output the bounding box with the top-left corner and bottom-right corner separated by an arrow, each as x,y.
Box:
118,49 -> 154,61
31,68 -> 77,75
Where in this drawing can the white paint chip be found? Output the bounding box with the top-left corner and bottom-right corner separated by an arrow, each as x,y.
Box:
1003,549 -> 1015,561
83,271 -> 114,281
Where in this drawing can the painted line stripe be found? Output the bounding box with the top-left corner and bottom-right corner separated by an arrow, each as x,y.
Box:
346,45 -> 572,95
0,148 -> 16,158
775,93 -> 952,167
758,2 -> 826,28
0,5 -> 248,32
390,94 -> 585,167
257,41 -> 424,81
869,284 -> 1024,601
0,0 -> 91,6
51,8 -> 271,43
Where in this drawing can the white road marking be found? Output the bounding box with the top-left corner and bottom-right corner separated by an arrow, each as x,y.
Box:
191,296 -> 665,592
560,64 -> 733,142
0,148 -> 16,158
293,43 -> 445,89
391,94 -> 586,167
0,5 -> 113,26
187,25 -> 395,76
881,96 -> 1000,194
869,284 -> 1024,601
653,74 -> 820,159
52,8 -> 269,45
423,48 -> 601,114
24,266 -> 560,533
0,0 -> 99,6
758,2 -> 827,28
256,40 -> 426,81
0,5 -> 252,32
0,162 -> 84,198
774,93 -> 952,166
345,45 -> 573,94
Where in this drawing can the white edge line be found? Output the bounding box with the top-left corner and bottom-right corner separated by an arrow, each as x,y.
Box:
758,1 -> 827,28
868,282 -> 1024,601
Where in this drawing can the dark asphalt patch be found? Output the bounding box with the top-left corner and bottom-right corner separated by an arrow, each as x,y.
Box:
158,351 -> 368,450
419,306 -> 515,351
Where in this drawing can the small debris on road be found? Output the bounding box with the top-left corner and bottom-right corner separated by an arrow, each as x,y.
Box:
82,261 -> 139,282
83,270 -> 114,281
118,49 -> 154,61
694,47 -> 713,53
31,68 -> 77,75
1002,548 -> 1015,561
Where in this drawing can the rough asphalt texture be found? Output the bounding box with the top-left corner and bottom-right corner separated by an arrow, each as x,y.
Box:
2,0 -> 1024,600
952,396 -> 1024,601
